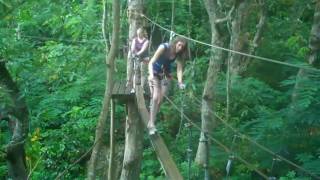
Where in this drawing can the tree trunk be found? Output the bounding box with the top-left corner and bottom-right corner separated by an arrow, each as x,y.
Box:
195,0 -> 226,166
229,0 -> 252,76
87,0 -> 120,178
120,102 -> 144,180
228,0 -> 267,76
126,0 -> 145,88
0,61 -> 29,179
108,99 -> 116,180
120,1 -> 145,179
292,1 -> 320,102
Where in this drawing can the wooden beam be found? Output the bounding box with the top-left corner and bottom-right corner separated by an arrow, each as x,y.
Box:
135,85 -> 183,180
108,99 -> 116,180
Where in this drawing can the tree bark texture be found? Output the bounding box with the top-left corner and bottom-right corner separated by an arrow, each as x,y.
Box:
120,102 -> 144,180
228,0 -> 252,76
108,99 -> 116,180
0,61 -> 29,179
228,0 -> 267,76
87,0 -> 120,178
120,0 -> 145,179
292,1 -> 320,102
126,0 -> 146,88
195,0 -> 225,166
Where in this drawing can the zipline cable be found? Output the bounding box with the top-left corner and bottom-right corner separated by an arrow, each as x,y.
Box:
21,35 -> 104,44
189,94 -> 320,179
163,94 -> 269,179
132,12 -> 320,73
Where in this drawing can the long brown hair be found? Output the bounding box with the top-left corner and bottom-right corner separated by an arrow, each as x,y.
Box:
169,36 -> 188,60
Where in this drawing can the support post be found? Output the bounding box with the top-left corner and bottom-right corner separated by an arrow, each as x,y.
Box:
204,132 -> 210,180
108,98 -> 115,180
186,122 -> 192,180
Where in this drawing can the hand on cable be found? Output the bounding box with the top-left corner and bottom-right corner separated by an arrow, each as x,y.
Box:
178,82 -> 186,90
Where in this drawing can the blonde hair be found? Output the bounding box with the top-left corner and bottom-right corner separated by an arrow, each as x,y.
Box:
137,27 -> 148,38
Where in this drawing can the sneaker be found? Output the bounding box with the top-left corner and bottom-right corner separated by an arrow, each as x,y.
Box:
130,88 -> 135,94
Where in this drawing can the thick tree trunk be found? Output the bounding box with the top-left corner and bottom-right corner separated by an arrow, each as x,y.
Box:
229,0 -> 252,76
250,0 -> 267,55
126,0 -> 145,88
120,102 -> 144,180
0,61 -> 29,179
292,1 -> 320,102
120,1 -> 145,179
228,0 -> 267,76
195,0 -> 225,166
87,0 -> 120,179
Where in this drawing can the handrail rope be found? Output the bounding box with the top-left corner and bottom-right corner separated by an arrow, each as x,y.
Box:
21,35 -> 104,43
132,12 -> 320,73
163,94 -> 269,179
190,94 -> 320,179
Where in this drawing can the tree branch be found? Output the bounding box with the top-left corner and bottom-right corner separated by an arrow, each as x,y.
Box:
214,5 -> 235,24
251,0 -> 267,51
0,0 -> 27,19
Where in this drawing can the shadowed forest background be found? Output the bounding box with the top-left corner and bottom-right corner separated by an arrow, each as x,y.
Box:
1,0 -> 320,179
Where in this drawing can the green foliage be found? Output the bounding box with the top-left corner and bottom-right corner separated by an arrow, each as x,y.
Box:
140,147 -> 164,179
0,85 -> 13,109
1,0 -> 320,179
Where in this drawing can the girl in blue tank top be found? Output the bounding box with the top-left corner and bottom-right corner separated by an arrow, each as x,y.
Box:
147,36 -> 188,134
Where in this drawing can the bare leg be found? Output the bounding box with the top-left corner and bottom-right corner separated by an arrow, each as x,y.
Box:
148,77 -> 161,133
132,58 -> 141,93
141,61 -> 147,89
159,79 -> 171,104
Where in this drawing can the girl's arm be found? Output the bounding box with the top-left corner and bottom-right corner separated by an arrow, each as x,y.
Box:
176,60 -> 184,84
148,45 -> 165,79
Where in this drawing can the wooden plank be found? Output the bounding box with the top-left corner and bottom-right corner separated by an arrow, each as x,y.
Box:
111,81 -> 115,95
125,80 -> 132,95
135,85 -> 183,180
112,81 -> 120,95
117,80 -> 125,95
124,81 -> 131,95
115,81 -> 122,95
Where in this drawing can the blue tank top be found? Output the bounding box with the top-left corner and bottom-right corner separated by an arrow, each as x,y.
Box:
153,43 -> 176,75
